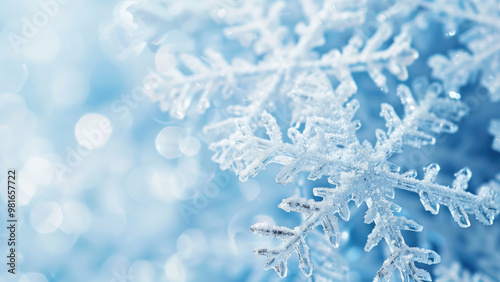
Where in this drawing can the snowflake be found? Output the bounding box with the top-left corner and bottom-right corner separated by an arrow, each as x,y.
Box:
128,0 -> 500,280
423,0 -> 500,102
232,81 -> 497,281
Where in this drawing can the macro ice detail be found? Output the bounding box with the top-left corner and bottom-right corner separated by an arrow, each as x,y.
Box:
142,0 -> 418,124
434,262 -> 496,282
124,0 -> 500,280
237,83 -> 497,281
424,0 -> 500,102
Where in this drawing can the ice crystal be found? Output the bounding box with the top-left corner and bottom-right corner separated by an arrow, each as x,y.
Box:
130,0 -> 500,280
435,262 -> 496,282
144,0 -> 417,123
424,0 -> 500,102
239,83 -> 497,281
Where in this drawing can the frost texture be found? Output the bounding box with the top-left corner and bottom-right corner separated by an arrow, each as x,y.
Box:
424,0 -> 500,102
243,83 -> 497,281
144,0 -> 417,122
131,0 -> 500,280
435,262 -> 496,282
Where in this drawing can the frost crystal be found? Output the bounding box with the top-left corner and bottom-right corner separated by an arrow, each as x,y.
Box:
424,0 -> 500,102
130,0 -> 500,280
435,262 -> 496,282
144,0 -> 417,123
242,83 -> 496,281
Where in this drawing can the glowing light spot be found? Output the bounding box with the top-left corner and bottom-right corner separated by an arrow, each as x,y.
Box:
129,261 -> 156,282
179,136 -> 201,156
30,202 -> 63,234
23,157 -> 54,186
156,126 -> 182,159
177,234 -> 194,259
341,231 -> 349,240
164,255 -> 186,282
449,91 -> 461,99
75,113 -> 112,149
18,178 -> 37,206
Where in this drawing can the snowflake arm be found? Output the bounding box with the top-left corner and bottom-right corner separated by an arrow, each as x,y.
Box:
416,0 -> 500,30
251,161 -> 498,280
223,82 -> 467,183
422,0 -> 500,101
147,23 -> 417,120
243,83 -> 497,280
